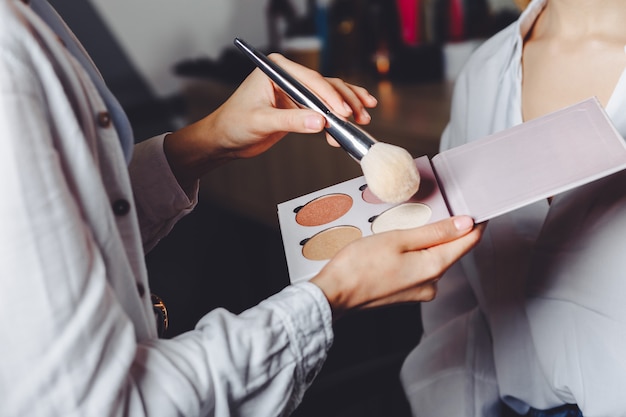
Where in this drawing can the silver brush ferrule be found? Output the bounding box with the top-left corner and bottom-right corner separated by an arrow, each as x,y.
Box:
324,113 -> 377,161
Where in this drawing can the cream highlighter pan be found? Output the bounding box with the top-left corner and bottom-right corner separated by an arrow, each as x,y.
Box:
371,203 -> 432,234
278,98 -> 626,283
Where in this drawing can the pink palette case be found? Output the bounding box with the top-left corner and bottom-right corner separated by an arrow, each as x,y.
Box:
277,97 -> 626,282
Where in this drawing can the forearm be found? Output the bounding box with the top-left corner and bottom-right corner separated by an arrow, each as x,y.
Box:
162,110 -> 232,191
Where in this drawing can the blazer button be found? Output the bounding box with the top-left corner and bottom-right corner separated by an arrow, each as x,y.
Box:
97,111 -> 112,128
112,199 -> 130,216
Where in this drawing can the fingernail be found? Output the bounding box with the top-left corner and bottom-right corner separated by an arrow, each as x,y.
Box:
361,109 -> 371,121
305,115 -> 324,131
453,216 -> 474,231
343,102 -> 352,114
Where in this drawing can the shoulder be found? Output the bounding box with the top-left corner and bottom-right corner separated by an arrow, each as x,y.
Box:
448,22 -> 520,118
0,2 -> 35,47
441,22 -> 523,149
0,2 -> 46,91
460,22 -> 519,84
1,2 -> 27,49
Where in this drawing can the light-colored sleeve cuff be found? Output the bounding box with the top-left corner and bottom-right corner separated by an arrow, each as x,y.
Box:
260,281 -> 334,413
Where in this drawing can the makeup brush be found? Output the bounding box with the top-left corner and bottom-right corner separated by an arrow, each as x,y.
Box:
234,37 -> 420,204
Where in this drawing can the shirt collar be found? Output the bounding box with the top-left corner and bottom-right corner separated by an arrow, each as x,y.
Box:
505,0 -> 547,82
518,0 -> 547,40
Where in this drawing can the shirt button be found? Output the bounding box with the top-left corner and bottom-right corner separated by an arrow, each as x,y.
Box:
112,199 -> 130,216
97,111 -> 112,128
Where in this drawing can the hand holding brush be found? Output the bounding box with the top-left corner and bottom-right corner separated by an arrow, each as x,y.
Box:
234,37 -> 421,204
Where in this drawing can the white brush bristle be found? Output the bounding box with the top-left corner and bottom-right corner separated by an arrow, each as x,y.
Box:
360,142 -> 420,204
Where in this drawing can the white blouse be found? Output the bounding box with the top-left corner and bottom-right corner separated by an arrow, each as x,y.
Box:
0,1 -> 333,416
401,0 -> 626,416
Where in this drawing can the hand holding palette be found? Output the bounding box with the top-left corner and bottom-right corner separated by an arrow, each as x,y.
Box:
278,97 -> 626,283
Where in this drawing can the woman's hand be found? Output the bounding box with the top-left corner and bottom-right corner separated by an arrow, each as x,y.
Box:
163,54 -> 377,189
310,216 -> 485,319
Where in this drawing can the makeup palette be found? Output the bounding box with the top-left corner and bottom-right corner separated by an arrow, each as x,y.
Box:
278,97 -> 626,283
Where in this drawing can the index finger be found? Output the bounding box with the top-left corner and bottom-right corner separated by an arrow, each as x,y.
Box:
269,53 -> 367,119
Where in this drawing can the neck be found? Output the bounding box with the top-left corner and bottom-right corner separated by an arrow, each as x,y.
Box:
535,0 -> 626,40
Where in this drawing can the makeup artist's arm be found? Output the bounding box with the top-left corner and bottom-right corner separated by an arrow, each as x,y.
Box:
163,54 -> 377,191
311,216 -> 485,319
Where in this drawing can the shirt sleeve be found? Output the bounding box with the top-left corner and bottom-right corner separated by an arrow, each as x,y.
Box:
135,282 -> 334,417
128,134 -> 200,252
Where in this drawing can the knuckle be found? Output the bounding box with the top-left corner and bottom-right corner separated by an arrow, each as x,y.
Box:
426,256 -> 447,277
418,283 -> 438,302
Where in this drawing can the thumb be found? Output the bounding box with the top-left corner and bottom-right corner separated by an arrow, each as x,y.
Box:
396,215 -> 477,252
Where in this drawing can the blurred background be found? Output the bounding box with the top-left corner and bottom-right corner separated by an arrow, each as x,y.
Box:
49,0 -> 520,415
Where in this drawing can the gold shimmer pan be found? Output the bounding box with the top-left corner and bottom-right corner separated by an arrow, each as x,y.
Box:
278,97 -> 626,283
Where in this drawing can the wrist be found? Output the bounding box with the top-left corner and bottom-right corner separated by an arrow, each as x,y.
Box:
310,271 -> 351,320
163,115 -> 229,189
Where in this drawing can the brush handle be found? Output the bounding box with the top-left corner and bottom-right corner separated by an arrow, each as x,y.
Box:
234,37 -> 377,161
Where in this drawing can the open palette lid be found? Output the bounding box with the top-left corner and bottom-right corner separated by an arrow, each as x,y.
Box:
432,97 -> 626,222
